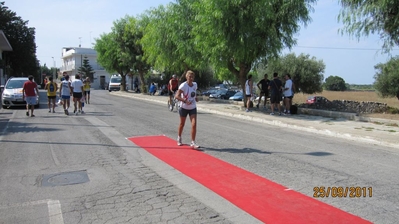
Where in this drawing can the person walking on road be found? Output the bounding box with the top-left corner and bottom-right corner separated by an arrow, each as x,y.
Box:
22,75 -> 39,117
83,77 -> 91,104
256,73 -> 270,110
45,76 -> 57,113
268,73 -> 283,115
245,75 -> 253,112
175,70 -> 200,149
59,73 -> 72,115
71,74 -> 84,115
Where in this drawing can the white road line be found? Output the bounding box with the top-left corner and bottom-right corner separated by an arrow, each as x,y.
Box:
48,200 -> 64,224
0,199 -> 64,224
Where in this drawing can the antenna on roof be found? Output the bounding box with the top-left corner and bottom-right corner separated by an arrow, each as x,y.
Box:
79,37 -> 82,47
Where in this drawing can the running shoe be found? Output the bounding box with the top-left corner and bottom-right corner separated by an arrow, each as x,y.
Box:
177,136 -> 182,146
190,141 -> 200,149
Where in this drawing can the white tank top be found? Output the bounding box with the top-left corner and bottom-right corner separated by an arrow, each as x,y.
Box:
245,79 -> 251,95
61,80 -> 71,96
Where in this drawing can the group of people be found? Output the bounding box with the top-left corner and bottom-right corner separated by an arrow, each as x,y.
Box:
245,73 -> 295,115
47,72 -> 91,115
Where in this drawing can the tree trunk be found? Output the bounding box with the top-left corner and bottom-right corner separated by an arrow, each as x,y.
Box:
138,71 -> 146,93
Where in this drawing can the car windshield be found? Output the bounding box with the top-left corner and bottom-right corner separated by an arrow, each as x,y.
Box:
6,79 -> 27,89
110,77 -> 121,83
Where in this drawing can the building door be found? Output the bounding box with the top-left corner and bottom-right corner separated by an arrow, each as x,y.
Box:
100,76 -> 105,89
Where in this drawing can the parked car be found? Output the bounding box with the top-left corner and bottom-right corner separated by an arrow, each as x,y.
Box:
1,77 -> 40,109
229,91 -> 243,101
306,96 -> 329,104
209,89 -> 237,100
202,89 -> 217,96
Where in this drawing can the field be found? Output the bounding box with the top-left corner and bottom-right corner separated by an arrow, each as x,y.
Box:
293,91 -> 399,108
293,90 -> 399,120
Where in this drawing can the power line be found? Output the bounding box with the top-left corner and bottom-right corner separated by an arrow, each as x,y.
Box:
294,45 -> 399,51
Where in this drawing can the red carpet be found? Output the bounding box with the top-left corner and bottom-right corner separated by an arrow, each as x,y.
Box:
128,135 -> 371,224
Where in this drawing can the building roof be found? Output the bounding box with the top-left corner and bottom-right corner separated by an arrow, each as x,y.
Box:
0,30 -> 13,51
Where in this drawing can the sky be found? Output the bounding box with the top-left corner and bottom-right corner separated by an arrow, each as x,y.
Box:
4,0 -> 398,84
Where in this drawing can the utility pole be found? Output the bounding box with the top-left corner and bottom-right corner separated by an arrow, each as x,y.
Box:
52,57 -> 56,81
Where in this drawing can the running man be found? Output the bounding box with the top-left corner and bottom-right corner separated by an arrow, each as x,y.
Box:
45,76 -> 58,113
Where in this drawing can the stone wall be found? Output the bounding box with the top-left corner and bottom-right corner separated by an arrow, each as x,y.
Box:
299,100 -> 387,114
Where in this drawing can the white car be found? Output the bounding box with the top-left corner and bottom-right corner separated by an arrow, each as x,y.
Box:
1,77 -> 40,109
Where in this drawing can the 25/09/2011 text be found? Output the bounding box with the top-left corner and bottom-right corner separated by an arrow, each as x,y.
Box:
313,186 -> 372,198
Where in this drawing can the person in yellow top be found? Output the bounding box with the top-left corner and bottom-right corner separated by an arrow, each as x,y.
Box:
83,77 -> 91,104
45,76 -> 58,113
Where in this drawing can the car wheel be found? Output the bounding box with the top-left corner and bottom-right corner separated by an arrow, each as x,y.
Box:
2,105 -> 7,109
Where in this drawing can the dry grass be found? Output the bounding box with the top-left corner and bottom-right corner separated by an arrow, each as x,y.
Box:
293,90 -> 399,120
293,91 -> 399,108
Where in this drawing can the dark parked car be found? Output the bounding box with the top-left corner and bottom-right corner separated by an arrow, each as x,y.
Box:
306,96 -> 329,104
209,89 -> 237,100
202,89 -> 217,96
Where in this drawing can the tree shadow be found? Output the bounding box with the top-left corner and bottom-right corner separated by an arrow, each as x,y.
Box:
204,146 -> 334,156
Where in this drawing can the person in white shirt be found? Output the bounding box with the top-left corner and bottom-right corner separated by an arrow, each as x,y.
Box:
70,74 -> 84,115
174,70 -> 200,149
283,74 -> 294,115
59,73 -> 72,115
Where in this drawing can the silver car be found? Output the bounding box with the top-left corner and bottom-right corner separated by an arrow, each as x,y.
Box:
1,77 -> 40,109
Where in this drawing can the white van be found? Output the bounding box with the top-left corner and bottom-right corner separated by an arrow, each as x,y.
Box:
108,75 -> 122,92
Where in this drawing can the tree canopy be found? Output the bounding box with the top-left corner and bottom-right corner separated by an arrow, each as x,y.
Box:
324,75 -> 347,91
374,56 -> 399,98
0,2 -> 38,77
189,0 -> 317,93
77,56 -> 95,81
338,0 -> 399,52
265,53 -> 325,94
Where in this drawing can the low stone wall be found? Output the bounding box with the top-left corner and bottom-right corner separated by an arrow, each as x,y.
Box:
299,100 -> 387,114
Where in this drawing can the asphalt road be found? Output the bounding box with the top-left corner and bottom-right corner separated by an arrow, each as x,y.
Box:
0,89 -> 398,223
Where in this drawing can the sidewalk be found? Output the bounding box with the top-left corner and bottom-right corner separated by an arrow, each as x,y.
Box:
111,91 -> 399,150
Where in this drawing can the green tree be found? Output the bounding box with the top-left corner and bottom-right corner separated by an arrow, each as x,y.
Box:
189,0 -> 316,100
374,56 -> 399,97
0,2 -> 38,77
338,0 -> 399,52
141,3 -> 209,80
78,56 -> 95,81
265,53 -> 325,94
324,75 -> 347,91
125,16 -> 151,92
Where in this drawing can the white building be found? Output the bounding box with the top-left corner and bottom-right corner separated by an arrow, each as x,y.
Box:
0,30 -> 13,86
59,47 -> 113,89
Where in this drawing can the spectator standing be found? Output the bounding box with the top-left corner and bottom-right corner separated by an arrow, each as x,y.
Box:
70,74 -> 84,115
45,76 -> 57,113
283,74 -> 294,115
175,70 -> 200,149
256,73 -> 270,110
268,73 -> 283,115
59,73 -> 72,115
22,75 -> 39,117
245,75 -> 253,112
